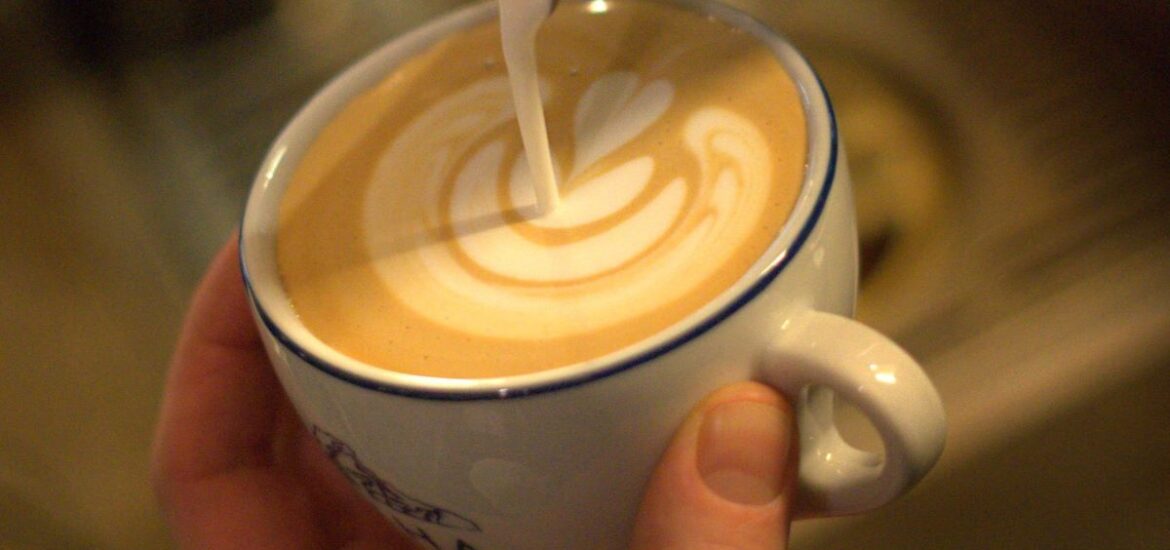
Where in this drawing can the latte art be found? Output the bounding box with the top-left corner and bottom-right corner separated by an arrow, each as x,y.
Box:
278,1 -> 807,377
367,70 -> 773,341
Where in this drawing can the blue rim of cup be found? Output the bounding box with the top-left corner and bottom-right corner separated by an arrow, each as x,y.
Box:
239,0 -> 838,401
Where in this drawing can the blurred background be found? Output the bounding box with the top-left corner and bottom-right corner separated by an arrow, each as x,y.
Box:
1,0 -> 1167,548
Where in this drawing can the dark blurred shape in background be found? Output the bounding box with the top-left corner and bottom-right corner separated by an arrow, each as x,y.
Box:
41,0 -> 276,69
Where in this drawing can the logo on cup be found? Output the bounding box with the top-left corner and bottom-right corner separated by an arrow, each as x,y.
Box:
313,426 -> 481,532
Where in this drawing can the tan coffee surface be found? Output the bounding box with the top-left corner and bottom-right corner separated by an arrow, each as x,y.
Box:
277,0 -> 806,378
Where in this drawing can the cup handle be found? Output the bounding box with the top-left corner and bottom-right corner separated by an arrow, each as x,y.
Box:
757,310 -> 946,517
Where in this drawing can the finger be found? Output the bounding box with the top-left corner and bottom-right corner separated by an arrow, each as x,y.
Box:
152,234 -> 283,487
630,381 -> 797,550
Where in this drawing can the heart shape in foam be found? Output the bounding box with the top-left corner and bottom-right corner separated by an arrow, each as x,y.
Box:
520,72 -> 674,229
572,71 -> 673,177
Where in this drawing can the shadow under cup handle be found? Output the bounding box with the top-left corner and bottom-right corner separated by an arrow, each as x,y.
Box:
758,310 -> 946,517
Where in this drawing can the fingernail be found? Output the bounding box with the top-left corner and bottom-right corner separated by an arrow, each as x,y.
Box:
697,400 -> 790,505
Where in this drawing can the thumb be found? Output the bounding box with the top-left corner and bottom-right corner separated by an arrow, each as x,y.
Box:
630,381 -> 797,550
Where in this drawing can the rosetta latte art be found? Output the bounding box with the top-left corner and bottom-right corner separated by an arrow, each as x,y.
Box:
364,71 -> 775,341
278,1 -> 806,375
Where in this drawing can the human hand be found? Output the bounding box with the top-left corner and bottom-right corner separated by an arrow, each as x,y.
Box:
630,380 -> 797,549
151,235 -> 412,549
152,236 -> 796,549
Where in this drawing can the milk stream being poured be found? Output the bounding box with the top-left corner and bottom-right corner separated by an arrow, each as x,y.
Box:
498,0 -> 560,215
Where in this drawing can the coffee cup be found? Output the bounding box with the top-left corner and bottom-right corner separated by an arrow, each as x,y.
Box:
240,1 -> 946,548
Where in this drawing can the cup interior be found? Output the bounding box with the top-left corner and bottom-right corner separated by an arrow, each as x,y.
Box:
240,0 -> 837,399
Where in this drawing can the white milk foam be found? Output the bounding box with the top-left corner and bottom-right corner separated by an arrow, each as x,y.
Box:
363,72 -> 773,340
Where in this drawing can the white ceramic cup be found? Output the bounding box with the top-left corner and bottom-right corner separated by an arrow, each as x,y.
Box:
240,1 -> 946,549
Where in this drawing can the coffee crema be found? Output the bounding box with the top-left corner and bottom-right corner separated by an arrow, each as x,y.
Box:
277,0 -> 807,378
